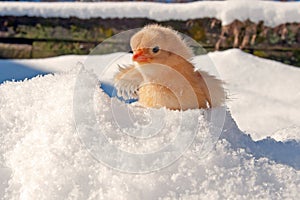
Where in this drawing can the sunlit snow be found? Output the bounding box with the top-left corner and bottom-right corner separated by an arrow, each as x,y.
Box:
0,49 -> 300,199
1,1 -> 300,26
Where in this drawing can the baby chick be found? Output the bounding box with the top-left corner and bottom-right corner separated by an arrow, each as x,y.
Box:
114,24 -> 225,110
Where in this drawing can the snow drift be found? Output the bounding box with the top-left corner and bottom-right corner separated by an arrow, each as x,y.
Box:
1,49 -> 299,140
1,1 -> 300,26
0,61 -> 300,199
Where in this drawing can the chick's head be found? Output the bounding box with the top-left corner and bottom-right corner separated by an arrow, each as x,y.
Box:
130,24 -> 193,65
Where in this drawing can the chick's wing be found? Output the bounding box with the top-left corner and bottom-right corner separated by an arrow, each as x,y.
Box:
114,64 -> 143,100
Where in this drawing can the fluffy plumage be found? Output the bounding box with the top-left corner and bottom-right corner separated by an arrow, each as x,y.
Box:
114,24 -> 226,110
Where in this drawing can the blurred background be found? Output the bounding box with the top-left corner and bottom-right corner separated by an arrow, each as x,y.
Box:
0,0 -> 299,67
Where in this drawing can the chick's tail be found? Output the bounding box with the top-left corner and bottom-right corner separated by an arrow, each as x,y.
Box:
199,71 -> 226,108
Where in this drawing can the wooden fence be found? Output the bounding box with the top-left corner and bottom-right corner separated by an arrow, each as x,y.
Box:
0,16 -> 299,67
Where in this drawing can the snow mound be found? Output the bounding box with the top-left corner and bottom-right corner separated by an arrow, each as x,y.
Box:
1,1 -> 300,26
210,49 -> 300,140
1,49 -> 300,140
0,68 -> 300,199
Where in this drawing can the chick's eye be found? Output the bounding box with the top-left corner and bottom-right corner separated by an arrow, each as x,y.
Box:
152,46 -> 160,53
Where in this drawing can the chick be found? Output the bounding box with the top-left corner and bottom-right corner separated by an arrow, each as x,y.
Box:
114,24 -> 225,110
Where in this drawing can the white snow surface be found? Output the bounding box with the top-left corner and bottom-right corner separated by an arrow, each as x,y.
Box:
1,49 -> 299,140
210,50 -> 300,140
1,1 -> 300,26
0,50 -> 300,199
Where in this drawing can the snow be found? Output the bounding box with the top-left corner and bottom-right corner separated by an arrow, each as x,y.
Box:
1,1 -> 300,198
1,49 -> 299,140
210,49 -> 300,140
0,1 -> 300,26
0,49 -> 300,199
0,65 -> 300,199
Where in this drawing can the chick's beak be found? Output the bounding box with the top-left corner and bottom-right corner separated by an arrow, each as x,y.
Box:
132,49 -> 151,63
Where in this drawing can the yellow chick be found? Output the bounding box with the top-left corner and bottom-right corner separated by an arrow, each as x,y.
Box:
114,24 -> 225,110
